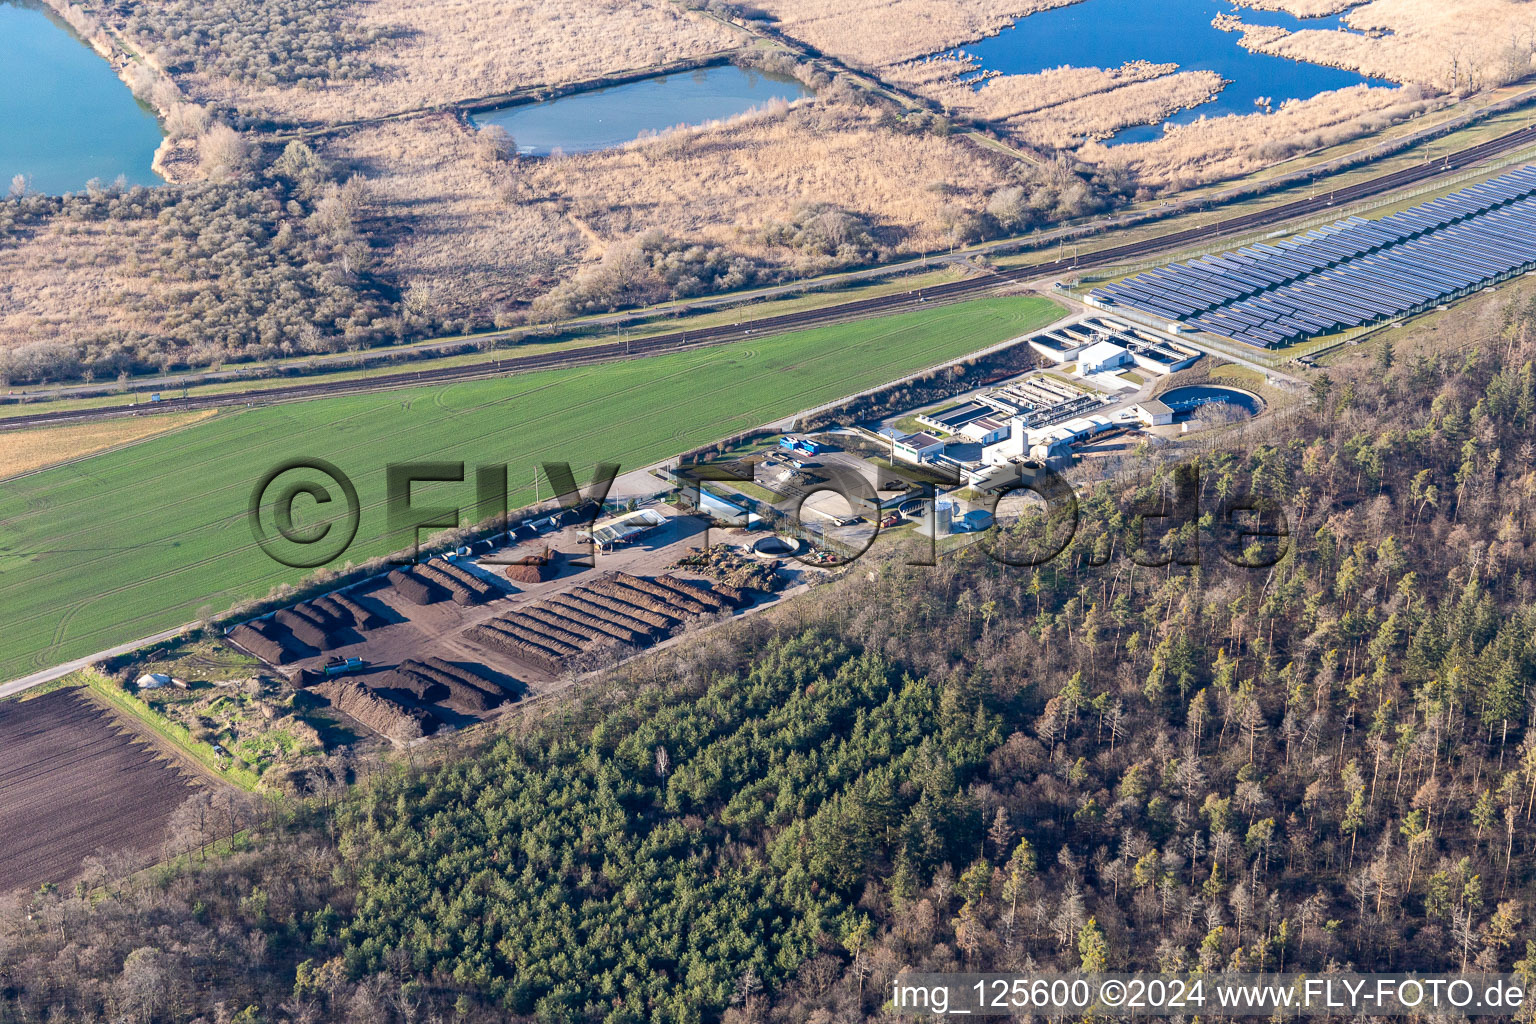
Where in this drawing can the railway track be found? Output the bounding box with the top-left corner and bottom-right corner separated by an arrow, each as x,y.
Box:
7,122 -> 1535,432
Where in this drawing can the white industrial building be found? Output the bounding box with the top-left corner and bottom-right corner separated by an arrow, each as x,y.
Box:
1076,340 -> 1132,375
1134,398 -> 1175,426
1027,331 -> 1093,363
959,415 -> 1010,444
983,413 -> 1118,470
1026,316 -> 1201,377
890,431 -> 948,464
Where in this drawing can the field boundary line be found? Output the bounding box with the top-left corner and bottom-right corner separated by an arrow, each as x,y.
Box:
0,410 -> 224,483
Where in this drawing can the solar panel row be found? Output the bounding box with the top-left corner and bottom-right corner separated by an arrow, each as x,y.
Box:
1090,166 -> 1536,348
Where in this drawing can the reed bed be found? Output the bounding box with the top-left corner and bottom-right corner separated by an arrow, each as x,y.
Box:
146,0 -> 742,124
1090,83 -> 1432,188
1228,0 -> 1536,90
749,0 -> 1081,67
1008,71 -> 1225,147
887,57 -> 1181,121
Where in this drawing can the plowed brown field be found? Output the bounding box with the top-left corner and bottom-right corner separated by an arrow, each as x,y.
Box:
0,689 -> 198,893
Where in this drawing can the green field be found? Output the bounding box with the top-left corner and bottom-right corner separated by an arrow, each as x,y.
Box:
0,295 -> 1061,681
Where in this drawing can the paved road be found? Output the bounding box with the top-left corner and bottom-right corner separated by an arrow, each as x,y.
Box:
0,623 -> 195,701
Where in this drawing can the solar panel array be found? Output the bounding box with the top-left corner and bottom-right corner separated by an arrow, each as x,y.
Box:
1091,166 -> 1536,348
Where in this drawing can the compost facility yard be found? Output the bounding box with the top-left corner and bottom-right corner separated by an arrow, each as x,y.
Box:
0,688 -> 199,893
227,510 -> 799,744
0,296 -> 1060,683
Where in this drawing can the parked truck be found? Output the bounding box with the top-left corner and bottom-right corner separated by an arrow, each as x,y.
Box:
323,656 -> 365,677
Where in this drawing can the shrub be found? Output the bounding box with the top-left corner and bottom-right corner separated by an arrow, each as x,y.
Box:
111,0 -> 397,87
0,142 -> 393,383
533,231 -> 758,318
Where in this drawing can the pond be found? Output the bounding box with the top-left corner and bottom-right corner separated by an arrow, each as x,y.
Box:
471,65 -> 813,157
1159,383 -> 1264,418
0,0 -> 163,194
959,0 -> 1392,144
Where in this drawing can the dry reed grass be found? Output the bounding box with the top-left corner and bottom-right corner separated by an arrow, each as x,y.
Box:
1232,0 -> 1355,15
317,99 -> 1015,320
0,220 -> 159,346
749,0 -> 1080,67
319,115 -> 589,321
4,96 -> 1008,336
523,102 -> 1013,262
1086,83 -> 1430,188
874,0 -> 1483,186
142,0 -> 742,124
886,56 -> 1182,121
317,99 -> 1013,322
1007,71 -> 1224,147
1229,0 -> 1536,90
886,53 -> 1222,153
0,412 -> 218,479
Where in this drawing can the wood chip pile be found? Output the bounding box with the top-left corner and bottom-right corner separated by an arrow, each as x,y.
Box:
274,608 -> 336,651
503,546 -> 556,585
430,558 -> 499,602
227,622 -> 292,664
377,657 -> 511,714
331,592 -> 386,630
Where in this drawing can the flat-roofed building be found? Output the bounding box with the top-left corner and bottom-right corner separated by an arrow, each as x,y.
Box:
959,415 -> 1010,444
1134,399 -> 1175,426
1077,340 -> 1132,375
891,431 -> 948,464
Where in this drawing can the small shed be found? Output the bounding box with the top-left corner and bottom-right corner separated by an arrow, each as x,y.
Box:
1134,399 -> 1175,426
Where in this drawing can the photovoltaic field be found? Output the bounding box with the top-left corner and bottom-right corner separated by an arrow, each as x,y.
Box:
1094,165 -> 1536,348
0,296 -> 1060,681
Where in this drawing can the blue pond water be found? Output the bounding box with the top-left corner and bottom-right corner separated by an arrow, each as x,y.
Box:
0,1 -> 163,194
472,65 -> 813,157
960,0 -> 1392,144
